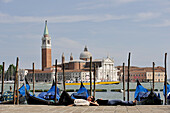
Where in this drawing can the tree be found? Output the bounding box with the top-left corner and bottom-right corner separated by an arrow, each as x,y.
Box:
0,65 -> 3,74
6,64 -> 16,80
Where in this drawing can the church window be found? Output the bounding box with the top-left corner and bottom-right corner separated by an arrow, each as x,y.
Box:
48,40 -> 50,44
43,40 -> 46,44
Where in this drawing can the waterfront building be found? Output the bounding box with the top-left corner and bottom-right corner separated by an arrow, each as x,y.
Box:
26,21 -> 118,83
26,69 -> 54,82
95,57 -> 118,81
117,66 -> 165,82
57,48 -> 118,82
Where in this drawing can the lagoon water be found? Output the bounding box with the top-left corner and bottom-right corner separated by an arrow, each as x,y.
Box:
0,82 -> 165,102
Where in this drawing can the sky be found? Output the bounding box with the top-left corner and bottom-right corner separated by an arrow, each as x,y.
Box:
0,0 -> 170,77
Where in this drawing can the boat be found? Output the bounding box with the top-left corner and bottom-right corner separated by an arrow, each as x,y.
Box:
134,80 -> 162,105
163,83 -> 170,104
65,80 -> 120,85
0,79 -> 30,104
26,80 -> 60,105
71,82 -> 89,100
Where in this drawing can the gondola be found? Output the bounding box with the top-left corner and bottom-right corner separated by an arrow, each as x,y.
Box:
163,83 -> 170,104
26,80 -> 60,105
71,82 -> 89,100
0,78 -> 30,104
134,80 -> 162,105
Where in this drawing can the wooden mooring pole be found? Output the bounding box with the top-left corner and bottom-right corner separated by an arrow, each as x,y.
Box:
152,62 -> 155,90
32,63 -> 35,96
13,64 -> 17,104
90,56 -> 92,96
63,63 -> 65,91
55,59 -> 58,103
164,53 -> 167,105
1,62 -> 5,96
13,57 -> 19,105
123,63 -> 125,101
16,57 -> 19,104
127,52 -> 131,101
93,63 -> 96,99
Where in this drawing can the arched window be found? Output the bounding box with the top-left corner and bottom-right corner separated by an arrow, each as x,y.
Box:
43,40 -> 46,44
48,40 -> 50,44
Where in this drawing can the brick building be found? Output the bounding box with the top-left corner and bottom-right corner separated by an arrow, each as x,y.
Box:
117,66 -> 165,82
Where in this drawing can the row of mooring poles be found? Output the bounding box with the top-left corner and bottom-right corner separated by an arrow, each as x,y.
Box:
33,52 -> 167,104
123,52 -> 168,104
1,53 -> 168,104
60,55 -> 96,99
1,58 -> 19,105
54,56 -> 95,99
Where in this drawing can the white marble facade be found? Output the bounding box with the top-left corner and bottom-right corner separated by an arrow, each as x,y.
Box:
96,57 -> 118,81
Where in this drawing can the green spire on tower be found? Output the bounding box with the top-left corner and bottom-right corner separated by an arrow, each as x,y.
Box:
44,20 -> 49,35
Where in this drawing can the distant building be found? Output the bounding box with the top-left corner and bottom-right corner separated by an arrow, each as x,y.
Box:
117,66 -> 165,82
26,69 -> 54,82
26,20 -> 118,83
94,57 -> 118,81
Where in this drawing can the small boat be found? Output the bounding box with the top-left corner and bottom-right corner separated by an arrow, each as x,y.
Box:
163,83 -> 170,104
134,80 -> 162,105
71,82 -> 89,100
0,79 -> 30,104
65,80 -> 120,85
26,80 -> 60,105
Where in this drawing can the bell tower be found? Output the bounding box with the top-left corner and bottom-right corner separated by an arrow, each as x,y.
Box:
41,20 -> 51,70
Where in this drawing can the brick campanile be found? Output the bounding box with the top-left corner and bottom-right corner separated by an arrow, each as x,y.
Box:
41,20 -> 51,70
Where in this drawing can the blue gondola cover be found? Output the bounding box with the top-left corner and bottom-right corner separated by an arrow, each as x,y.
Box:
163,84 -> 170,99
19,84 -> 30,96
71,82 -> 89,100
134,81 -> 148,101
37,84 -> 60,100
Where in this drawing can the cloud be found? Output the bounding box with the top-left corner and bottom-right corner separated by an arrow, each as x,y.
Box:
116,0 -> 137,4
147,20 -> 170,27
134,12 -> 161,22
15,34 -> 41,39
0,0 -> 12,3
53,37 -> 82,49
77,0 -> 138,10
0,12 -> 129,23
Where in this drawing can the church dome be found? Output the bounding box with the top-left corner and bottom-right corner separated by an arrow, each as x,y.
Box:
80,46 -> 92,60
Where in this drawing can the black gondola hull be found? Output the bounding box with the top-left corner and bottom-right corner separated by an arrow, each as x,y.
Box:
26,90 -> 54,105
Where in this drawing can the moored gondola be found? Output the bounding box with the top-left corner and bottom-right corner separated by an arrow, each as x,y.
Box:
26,80 -> 60,105
0,78 -> 30,104
71,82 -> 89,100
135,80 -> 162,105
